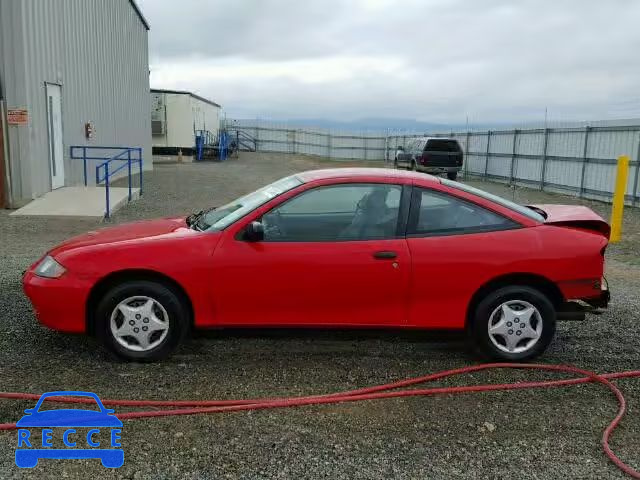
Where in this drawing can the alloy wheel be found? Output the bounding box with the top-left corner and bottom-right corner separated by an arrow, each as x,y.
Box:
110,296 -> 170,352
487,300 -> 543,354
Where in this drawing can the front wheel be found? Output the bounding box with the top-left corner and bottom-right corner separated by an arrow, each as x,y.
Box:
447,171 -> 458,180
95,280 -> 189,361
469,286 -> 556,361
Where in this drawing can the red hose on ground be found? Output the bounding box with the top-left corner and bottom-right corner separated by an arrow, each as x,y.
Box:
1,363 -> 638,477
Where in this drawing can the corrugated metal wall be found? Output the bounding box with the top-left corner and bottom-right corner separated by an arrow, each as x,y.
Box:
0,0 -> 151,205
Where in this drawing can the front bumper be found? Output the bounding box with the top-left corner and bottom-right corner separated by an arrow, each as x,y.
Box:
22,270 -> 90,333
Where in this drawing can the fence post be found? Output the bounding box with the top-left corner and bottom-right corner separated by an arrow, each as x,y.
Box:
138,148 -> 143,195
610,155 -> 630,243
292,129 -> 297,154
578,126 -> 591,198
464,131 -> 470,178
483,131 -> 492,179
631,133 -> 640,207
82,147 -> 88,186
104,162 -> 110,219
327,133 -> 332,159
540,128 -> 550,191
363,136 -> 368,161
127,149 -> 132,202
509,129 -> 518,185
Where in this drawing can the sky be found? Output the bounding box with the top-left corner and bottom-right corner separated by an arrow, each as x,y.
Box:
137,0 -> 640,125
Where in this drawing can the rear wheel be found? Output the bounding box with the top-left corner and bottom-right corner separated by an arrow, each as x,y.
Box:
469,286 -> 556,361
447,171 -> 458,180
95,280 -> 188,361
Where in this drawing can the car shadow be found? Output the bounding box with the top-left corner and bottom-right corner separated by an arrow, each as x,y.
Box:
193,327 -> 466,344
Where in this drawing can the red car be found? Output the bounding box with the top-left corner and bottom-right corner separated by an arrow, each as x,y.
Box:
23,169 -> 610,361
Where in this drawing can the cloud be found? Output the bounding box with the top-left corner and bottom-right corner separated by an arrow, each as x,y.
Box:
137,0 -> 640,123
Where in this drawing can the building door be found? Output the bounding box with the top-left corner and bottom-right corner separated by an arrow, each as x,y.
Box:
45,83 -> 64,190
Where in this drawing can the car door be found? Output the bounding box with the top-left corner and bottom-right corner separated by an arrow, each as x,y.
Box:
405,186 -> 525,329
211,181 -> 412,327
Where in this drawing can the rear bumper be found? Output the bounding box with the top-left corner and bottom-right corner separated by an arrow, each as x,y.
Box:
557,282 -> 609,321
419,166 -> 461,173
585,287 -> 610,309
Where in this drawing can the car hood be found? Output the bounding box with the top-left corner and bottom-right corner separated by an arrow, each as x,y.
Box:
531,204 -> 610,237
50,217 -> 192,254
16,409 -> 123,427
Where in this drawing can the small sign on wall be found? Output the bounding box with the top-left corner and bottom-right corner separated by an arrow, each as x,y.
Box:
85,121 -> 95,139
7,108 -> 29,126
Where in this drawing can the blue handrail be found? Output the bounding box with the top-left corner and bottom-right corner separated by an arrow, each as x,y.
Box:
69,146 -> 143,218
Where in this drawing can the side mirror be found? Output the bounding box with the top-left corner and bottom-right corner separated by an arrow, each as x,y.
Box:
244,221 -> 264,242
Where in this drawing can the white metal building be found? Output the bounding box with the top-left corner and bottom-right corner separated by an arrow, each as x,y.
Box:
0,0 -> 152,208
151,89 -> 221,155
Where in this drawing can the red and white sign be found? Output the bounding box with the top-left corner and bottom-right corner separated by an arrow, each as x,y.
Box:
7,108 -> 29,126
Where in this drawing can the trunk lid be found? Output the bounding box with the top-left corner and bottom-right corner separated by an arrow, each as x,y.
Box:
530,204 -> 610,237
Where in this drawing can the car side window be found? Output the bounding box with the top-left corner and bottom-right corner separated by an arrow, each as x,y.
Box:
408,188 -> 518,236
262,184 -> 402,242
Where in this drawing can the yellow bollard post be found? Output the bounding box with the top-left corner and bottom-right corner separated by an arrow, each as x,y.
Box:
610,155 -> 630,243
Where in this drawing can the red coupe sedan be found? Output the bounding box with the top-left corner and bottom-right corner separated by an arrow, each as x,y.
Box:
23,169 -> 610,361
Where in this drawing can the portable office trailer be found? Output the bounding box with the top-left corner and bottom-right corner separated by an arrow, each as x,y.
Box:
151,89 -> 221,155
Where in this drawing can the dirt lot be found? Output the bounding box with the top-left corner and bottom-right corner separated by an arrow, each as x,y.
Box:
1,152 -> 639,479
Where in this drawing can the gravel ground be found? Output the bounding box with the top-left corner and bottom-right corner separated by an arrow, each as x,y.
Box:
0,152 -> 639,479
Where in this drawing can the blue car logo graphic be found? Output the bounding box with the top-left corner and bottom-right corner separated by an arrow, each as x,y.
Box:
15,391 -> 123,468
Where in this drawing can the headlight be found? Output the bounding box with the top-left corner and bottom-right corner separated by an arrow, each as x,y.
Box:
34,255 -> 66,278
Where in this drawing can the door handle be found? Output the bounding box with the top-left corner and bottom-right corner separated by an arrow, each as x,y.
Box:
373,251 -> 397,260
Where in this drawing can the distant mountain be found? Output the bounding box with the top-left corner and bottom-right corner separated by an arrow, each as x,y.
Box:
280,117 -> 458,133
229,117 -> 466,133
229,116 -> 640,134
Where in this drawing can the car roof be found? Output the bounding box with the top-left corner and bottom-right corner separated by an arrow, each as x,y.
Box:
296,168 -> 442,185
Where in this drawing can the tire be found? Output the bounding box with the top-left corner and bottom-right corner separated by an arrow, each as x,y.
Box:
469,286 -> 556,361
393,159 -> 398,169
447,171 -> 458,180
411,161 -> 417,171
94,280 -> 189,361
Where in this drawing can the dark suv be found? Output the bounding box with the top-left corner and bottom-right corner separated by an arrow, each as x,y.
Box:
394,137 -> 463,180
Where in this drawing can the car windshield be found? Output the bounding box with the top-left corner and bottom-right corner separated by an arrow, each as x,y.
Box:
441,179 -> 546,223
197,175 -> 303,231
